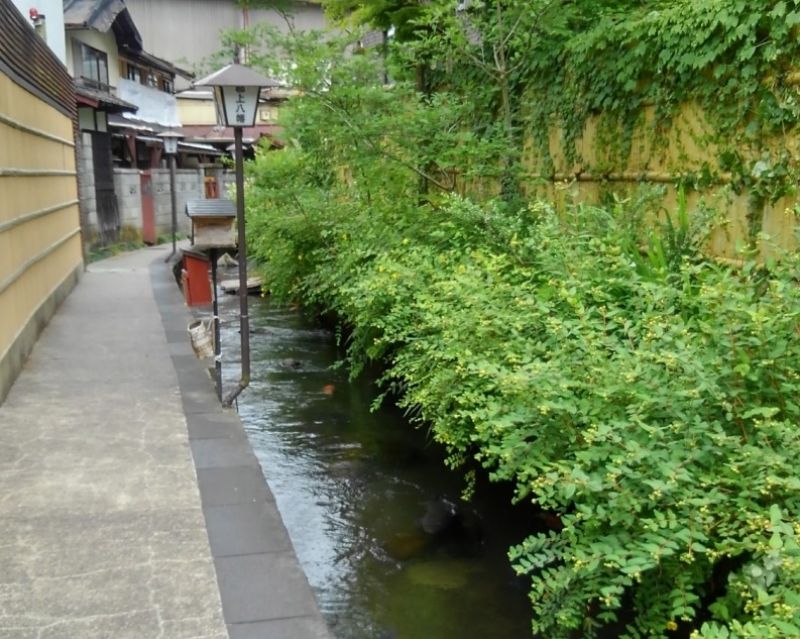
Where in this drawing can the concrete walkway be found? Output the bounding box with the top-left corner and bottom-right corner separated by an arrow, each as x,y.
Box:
0,246 -> 330,639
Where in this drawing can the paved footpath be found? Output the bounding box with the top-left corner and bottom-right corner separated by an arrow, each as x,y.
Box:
0,246 -> 330,639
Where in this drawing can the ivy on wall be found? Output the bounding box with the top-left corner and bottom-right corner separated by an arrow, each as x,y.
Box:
405,0 -> 800,242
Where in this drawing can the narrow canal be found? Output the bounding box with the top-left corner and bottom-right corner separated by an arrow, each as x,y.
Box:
218,291 -> 533,639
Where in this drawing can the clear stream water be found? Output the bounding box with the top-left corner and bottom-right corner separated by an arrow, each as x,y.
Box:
218,291 -> 533,639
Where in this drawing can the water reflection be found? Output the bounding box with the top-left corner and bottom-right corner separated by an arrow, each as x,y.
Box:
218,293 -> 532,639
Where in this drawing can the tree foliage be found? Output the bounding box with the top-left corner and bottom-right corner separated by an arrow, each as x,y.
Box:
238,2 -> 800,637
322,0 -> 425,41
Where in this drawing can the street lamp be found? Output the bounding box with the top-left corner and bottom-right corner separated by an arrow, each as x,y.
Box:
158,129 -> 183,261
194,64 -> 278,406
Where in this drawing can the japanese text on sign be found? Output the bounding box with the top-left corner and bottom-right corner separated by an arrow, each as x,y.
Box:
235,86 -> 246,123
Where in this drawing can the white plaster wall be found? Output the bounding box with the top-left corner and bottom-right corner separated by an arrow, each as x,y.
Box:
117,80 -> 180,127
65,30 -> 121,86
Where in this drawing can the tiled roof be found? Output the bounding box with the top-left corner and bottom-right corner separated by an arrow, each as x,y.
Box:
75,82 -> 138,113
124,49 -> 193,80
64,0 -> 142,51
180,124 -> 283,146
64,0 -> 123,31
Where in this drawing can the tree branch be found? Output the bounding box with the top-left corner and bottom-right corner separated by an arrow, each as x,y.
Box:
314,95 -> 455,192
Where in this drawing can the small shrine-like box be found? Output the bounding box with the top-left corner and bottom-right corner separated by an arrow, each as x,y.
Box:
185,199 -> 237,249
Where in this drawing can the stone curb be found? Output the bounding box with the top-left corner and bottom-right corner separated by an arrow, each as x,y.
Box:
149,256 -> 332,639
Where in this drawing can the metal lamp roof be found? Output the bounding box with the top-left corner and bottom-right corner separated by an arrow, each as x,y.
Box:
158,130 -> 184,139
193,64 -> 279,89
185,199 -> 237,218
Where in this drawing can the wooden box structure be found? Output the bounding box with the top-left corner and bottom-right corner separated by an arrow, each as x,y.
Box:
185,199 -> 237,250
181,249 -> 212,306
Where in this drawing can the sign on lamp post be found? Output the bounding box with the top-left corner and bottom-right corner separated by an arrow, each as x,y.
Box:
219,85 -> 259,126
193,64 -> 279,406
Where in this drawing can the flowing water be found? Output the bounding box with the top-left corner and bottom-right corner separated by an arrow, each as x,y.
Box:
218,292 -> 533,639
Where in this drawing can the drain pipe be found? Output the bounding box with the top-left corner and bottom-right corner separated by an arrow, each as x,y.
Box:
222,127 -> 250,407
209,248 -> 222,401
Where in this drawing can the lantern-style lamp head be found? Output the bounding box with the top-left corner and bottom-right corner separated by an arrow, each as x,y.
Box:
193,64 -> 279,128
159,129 -> 183,155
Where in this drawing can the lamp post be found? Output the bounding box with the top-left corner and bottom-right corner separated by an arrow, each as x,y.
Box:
159,129 -> 183,262
194,64 -> 278,407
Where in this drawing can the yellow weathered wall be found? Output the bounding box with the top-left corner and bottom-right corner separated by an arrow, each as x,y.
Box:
0,71 -> 83,399
178,97 -> 280,127
178,97 -> 218,126
523,103 -> 798,259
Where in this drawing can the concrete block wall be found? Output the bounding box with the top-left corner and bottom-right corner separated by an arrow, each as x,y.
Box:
80,166 -> 232,243
151,169 -> 203,236
76,133 -> 97,226
220,172 -> 236,199
107,168 -> 207,241
113,169 -> 143,232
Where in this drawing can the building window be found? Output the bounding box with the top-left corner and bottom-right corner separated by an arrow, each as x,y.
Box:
120,60 -> 142,83
74,42 -> 109,89
78,107 -> 95,131
77,107 -> 108,132
127,64 -> 140,83
95,111 -> 108,132
120,58 -> 175,94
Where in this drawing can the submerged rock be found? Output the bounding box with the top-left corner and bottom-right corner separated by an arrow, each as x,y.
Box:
277,358 -> 303,370
220,276 -> 263,295
384,532 -> 430,561
421,497 -> 484,554
421,497 -> 459,535
383,497 -> 485,562
405,558 -> 477,590
217,252 -> 237,268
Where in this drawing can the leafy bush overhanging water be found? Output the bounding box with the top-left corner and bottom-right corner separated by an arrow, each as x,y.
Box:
235,2 -> 800,634
248,146 -> 800,637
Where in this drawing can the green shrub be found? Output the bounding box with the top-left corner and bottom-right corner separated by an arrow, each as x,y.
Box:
248,165 -> 800,637
239,7 -> 800,635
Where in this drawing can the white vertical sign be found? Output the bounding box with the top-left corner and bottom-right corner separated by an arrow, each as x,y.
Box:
223,85 -> 259,127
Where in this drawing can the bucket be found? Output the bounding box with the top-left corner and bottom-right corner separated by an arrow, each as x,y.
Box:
188,320 -> 214,359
